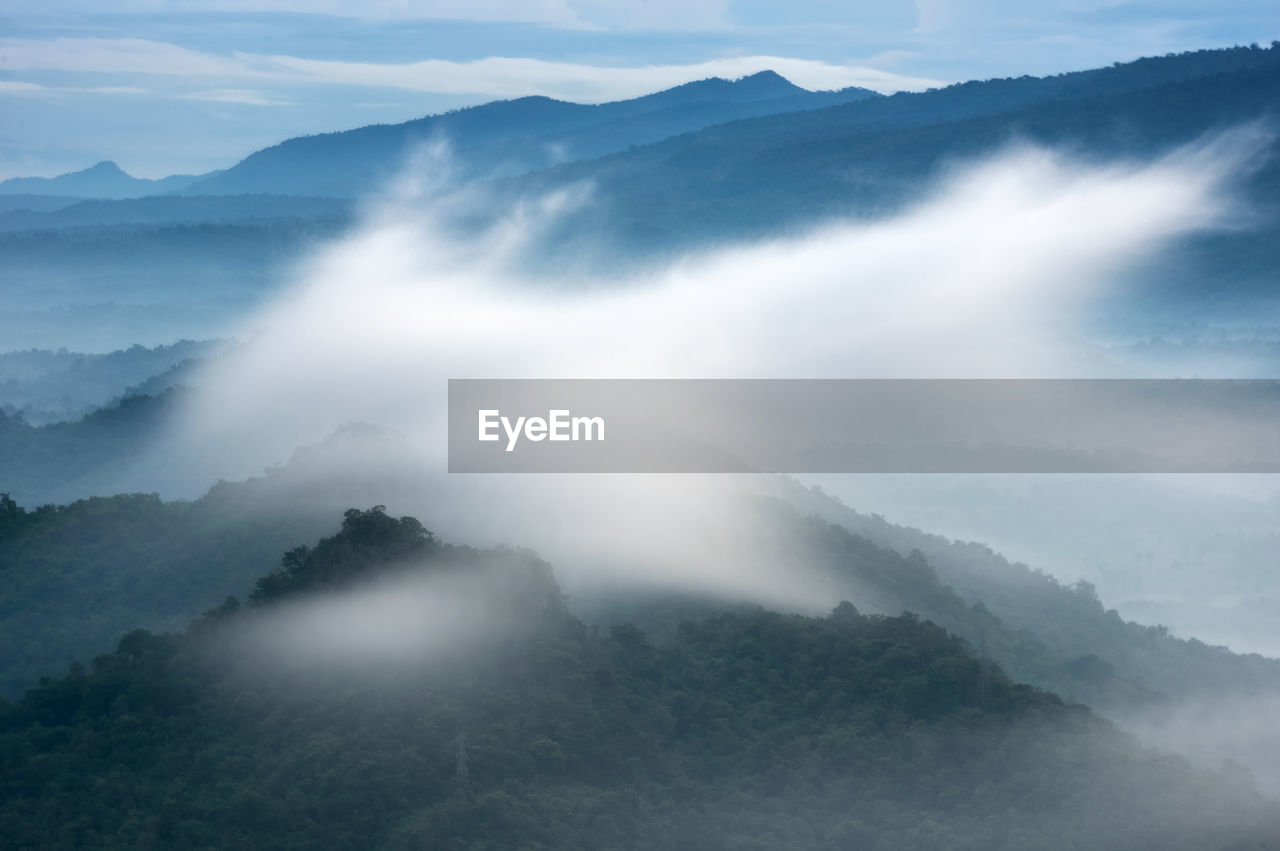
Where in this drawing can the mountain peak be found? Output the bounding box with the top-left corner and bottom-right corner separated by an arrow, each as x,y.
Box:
730,69 -> 807,97
0,159 -> 188,199
629,70 -> 807,109
735,69 -> 789,84
84,160 -> 127,174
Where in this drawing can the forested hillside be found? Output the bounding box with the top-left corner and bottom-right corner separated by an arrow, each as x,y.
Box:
4,15 -> 1279,850
0,341 -> 219,425
0,484 -> 338,697
784,483 -> 1280,707
0,390 -> 185,507
6,452 -> 1280,722
2,507 -> 1274,850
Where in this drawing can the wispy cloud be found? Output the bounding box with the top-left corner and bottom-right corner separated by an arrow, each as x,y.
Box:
0,38 -> 260,77
0,79 -> 148,97
262,53 -> 944,97
0,77 -> 282,106
176,130 -> 1262,475
0,37 -> 945,97
4,1 -> 735,30
182,88 -> 293,106
140,130 -> 1264,614
0,81 -> 47,95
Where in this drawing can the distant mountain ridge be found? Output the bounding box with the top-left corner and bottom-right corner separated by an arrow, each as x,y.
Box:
0,195 -> 89,216
0,72 -> 876,204
3,44 -> 1280,350
182,44 -> 1280,202
0,194 -> 352,233
6,45 -> 1277,210
182,71 -> 880,197
0,340 -> 223,425
494,43 -> 1280,304
0,161 -> 210,200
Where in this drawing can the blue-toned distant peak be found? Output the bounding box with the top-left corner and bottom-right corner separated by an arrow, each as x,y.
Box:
79,160 -> 127,176
3,72 -> 879,202
633,70 -> 807,104
0,160 -> 209,200
181,70 -> 881,198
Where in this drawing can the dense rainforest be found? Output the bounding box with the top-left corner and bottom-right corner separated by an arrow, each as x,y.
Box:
6,450 -> 1280,718
0,482 -> 344,697
2,506 -> 1276,850
7,448 -> 1280,722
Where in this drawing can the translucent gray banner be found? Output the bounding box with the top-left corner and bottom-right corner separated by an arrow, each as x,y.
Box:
447,379 -> 1280,473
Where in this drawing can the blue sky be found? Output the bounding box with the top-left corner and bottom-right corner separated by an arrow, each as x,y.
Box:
1,1 -> 1276,179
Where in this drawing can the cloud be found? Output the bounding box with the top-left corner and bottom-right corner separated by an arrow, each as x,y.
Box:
188,129 -> 1258,423
0,37 -> 260,77
182,88 -> 293,106
0,75 -> 279,107
3,1 -> 732,30
1121,692 -> 1280,799
910,0 -> 1273,34
563,0 -> 732,30
226,559 -> 554,669
0,37 -> 945,97
0,81 -> 47,95
0,79 -> 148,97
143,130 -> 1264,607
262,52 -> 943,97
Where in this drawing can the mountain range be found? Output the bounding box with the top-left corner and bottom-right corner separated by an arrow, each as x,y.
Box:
0,71 -> 878,203
5,46 -> 1277,215
2,45 -> 1278,353
0,161 -> 210,200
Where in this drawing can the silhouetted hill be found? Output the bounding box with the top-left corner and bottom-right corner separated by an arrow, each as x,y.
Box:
0,215 -> 348,350
0,196 -> 88,216
777,484 -> 1280,710
184,72 -> 879,197
0,341 -> 222,425
0,161 -> 210,200
5,427 -> 1280,718
509,45 -> 1280,255
0,390 -> 189,509
0,194 -> 352,233
2,508 -> 1274,849
502,44 -> 1280,305
4,45 -> 1280,347
621,70 -> 808,109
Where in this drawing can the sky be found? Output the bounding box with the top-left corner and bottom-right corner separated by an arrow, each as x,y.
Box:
0,1 -> 1277,179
